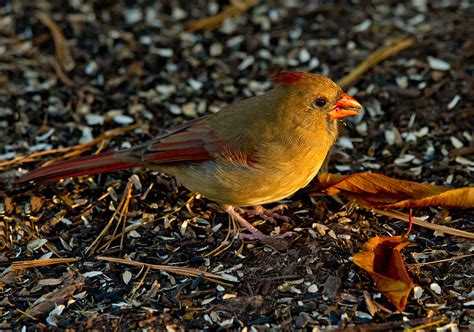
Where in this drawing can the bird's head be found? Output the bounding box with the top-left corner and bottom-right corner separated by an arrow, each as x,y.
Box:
271,72 -> 362,126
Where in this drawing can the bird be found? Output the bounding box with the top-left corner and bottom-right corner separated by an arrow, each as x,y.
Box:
17,72 -> 362,243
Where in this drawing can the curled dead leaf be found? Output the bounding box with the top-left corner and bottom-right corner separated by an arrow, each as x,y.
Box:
313,172 -> 474,208
353,235 -> 414,311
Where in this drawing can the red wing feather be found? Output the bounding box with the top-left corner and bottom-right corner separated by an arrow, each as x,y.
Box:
18,115 -> 232,184
143,148 -> 212,163
142,116 -> 227,164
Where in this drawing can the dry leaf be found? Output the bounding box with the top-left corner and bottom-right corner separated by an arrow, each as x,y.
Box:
313,172 -> 474,208
353,235 -> 414,311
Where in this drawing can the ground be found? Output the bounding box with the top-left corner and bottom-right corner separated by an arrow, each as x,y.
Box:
0,0 -> 473,330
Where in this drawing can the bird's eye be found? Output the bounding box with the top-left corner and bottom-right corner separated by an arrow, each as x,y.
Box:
313,98 -> 327,107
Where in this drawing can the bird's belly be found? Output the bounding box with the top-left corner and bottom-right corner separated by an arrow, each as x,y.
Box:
157,157 -> 325,207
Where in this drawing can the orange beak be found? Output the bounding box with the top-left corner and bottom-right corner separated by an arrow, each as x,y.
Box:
329,93 -> 362,120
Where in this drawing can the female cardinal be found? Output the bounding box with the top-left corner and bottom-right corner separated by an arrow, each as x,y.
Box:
18,72 -> 362,242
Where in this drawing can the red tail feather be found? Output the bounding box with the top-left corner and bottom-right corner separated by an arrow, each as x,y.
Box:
17,152 -> 138,184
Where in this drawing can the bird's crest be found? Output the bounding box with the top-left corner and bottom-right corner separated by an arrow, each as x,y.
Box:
270,72 -> 306,85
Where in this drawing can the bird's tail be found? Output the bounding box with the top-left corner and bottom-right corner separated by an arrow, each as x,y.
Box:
17,152 -> 139,184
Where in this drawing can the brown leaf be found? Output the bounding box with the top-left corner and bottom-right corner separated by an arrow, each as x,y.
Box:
353,235 -> 414,311
313,172 -> 474,208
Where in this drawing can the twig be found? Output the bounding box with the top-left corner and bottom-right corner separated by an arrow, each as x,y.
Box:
404,317 -> 448,332
11,257 -> 80,270
87,180 -> 133,255
99,218 -> 153,245
205,213 -> 240,257
97,256 -> 237,287
50,57 -> 79,89
107,179 -> 133,250
36,11 -> 75,71
187,0 -> 258,32
372,208 -> 474,239
337,37 -> 416,89
337,315 -> 447,332
130,265 -> 151,300
408,253 -> 474,267
51,57 -> 101,95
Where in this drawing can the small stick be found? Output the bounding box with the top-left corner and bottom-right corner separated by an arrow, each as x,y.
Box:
205,213 -> 240,257
337,37 -> 416,89
187,0 -> 258,31
11,257 -> 80,270
404,317 -> 448,332
130,265 -> 151,299
36,11 -> 75,71
97,256 -> 237,287
338,315 -> 446,332
87,180 -> 133,255
408,253 -> 474,267
373,208 -> 474,239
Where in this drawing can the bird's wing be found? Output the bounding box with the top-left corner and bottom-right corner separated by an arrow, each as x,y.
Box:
142,116 -> 229,164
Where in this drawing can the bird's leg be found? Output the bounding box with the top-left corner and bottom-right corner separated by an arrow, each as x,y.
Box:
241,204 -> 291,223
223,205 -> 267,240
223,205 -> 294,242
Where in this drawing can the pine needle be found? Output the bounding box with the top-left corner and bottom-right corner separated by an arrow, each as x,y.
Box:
11,257 -> 80,270
97,256 -> 237,287
373,208 -> 474,239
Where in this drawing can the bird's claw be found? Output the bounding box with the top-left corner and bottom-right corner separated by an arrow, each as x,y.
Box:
224,205 -> 294,250
241,204 -> 291,223
240,230 -> 295,251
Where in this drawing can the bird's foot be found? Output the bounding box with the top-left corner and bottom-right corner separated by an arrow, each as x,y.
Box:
240,204 -> 291,223
223,204 -> 294,250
